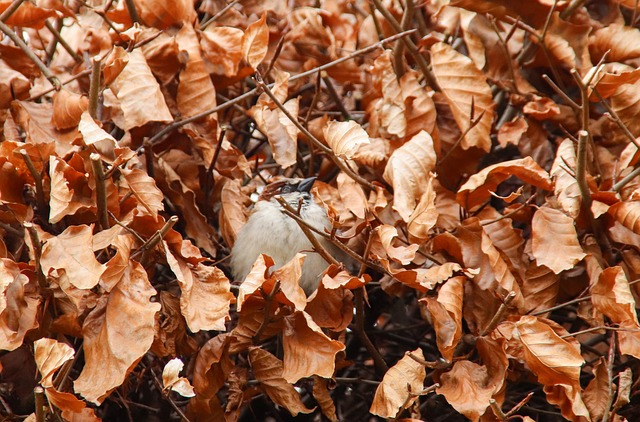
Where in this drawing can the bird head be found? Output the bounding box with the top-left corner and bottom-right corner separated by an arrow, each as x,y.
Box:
259,176 -> 317,208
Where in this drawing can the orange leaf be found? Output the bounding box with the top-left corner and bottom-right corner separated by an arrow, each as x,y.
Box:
531,207 -> 586,274
430,42 -> 494,152
323,120 -> 370,159
383,130 -> 437,221
457,157 -> 553,210
370,348 -> 426,418
242,12 -> 269,69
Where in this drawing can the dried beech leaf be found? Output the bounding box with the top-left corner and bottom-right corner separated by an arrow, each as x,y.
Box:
383,130 -> 437,221
457,157 -> 553,210
281,311 -> 345,383
248,347 -> 314,416
370,348 -> 426,418
430,42 -> 494,152
323,120 -> 370,159
242,12 -> 269,69
162,358 -> 196,397
109,49 -> 173,130
121,167 -> 164,219
531,207 -> 586,274
74,261 -> 160,405
550,139 -> 581,219
41,225 -> 107,290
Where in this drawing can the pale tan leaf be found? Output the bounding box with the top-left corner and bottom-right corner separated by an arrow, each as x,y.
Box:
383,130 -> 437,221
407,175 -> 438,243
323,120 -> 370,159
109,49 -> 173,130
162,358 -> 195,398
78,112 -> 117,162
0,259 -> 40,350
532,207 -> 586,274
430,41 -> 494,152
370,348 -> 426,418
248,348 -> 314,416
421,276 -> 463,361
550,139 -> 581,219
41,225 -> 107,290
609,201 -> 640,234
34,338 -> 74,388
457,157 -> 553,210
242,12 -> 269,69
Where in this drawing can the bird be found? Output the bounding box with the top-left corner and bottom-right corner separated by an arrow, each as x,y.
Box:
230,176 -> 348,295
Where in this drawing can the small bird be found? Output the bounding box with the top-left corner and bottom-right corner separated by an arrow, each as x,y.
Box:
230,177 -> 345,295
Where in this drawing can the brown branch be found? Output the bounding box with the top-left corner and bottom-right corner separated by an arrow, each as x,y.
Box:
437,110 -> 485,166
88,56 -> 102,119
355,287 -> 389,375
0,0 -> 25,22
613,165 -> 640,192
24,223 -> 47,288
479,291 -> 516,336
201,0 -> 240,30
34,386 -> 45,422
19,149 -> 47,218
252,280 -> 281,343
123,0 -> 140,24
90,154 -> 110,231
45,20 -> 82,63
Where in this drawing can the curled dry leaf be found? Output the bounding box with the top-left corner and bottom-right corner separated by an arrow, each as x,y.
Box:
590,266 -> 640,359
457,157 -> 553,210
242,12 -> 269,69
162,358 -> 196,397
248,347 -> 314,416
550,139 -> 581,219
421,276 -> 464,361
51,89 -> 88,130
531,207 -> 586,274
383,130 -> 437,222
0,259 -> 40,351
108,49 -> 173,131
165,243 -> 233,332
323,120 -> 370,160
40,225 -> 107,290
430,42 -> 494,152
281,311 -> 345,383
73,261 -> 160,405
78,112 -> 117,161
370,348 -> 426,418
121,167 -> 164,219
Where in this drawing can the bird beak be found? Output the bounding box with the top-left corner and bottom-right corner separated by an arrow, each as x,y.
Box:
297,176 -> 317,193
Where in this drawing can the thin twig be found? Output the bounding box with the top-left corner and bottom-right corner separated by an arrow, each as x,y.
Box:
123,0 -> 140,24
480,291 -> 516,336
26,69 -> 92,101
45,20 -> 82,63
201,0 -> 240,30
0,0 -> 25,22
19,149 -> 47,218
613,165 -> 640,192
559,0 -> 588,19
133,216 -> 179,260
25,223 -> 47,288
355,287 -> 389,375
34,386 -> 45,422
90,154 -> 110,231
88,56 -> 102,119
437,110 -> 485,166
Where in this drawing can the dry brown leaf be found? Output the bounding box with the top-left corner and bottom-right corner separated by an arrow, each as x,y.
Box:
583,358 -> 610,422
74,260 -> 160,404
531,207 -> 586,274
134,0 -> 197,30
551,138 -> 581,219
248,347 -> 314,416
162,358 -> 195,397
430,42 -> 494,152
242,12 -> 269,69
373,50 -> 406,139
48,156 -> 94,224
383,130 -> 437,221
121,167 -> 164,219
201,26 -> 244,77
370,348 -> 426,418
407,175 -> 438,243
165,242 -> 233,332
41,225 -> 106,290
281,311 -> 345,383
176,24 -> 217,119
323,120 -> 370,160
421,276 -> 463,361
513,316 -> 591,421
436,360 -> 495,422
51,90 -> 88,130
0,258 -> 39,350
457,157 -> 552,210
372,225 -> 418,265
109,49 -> 173,130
